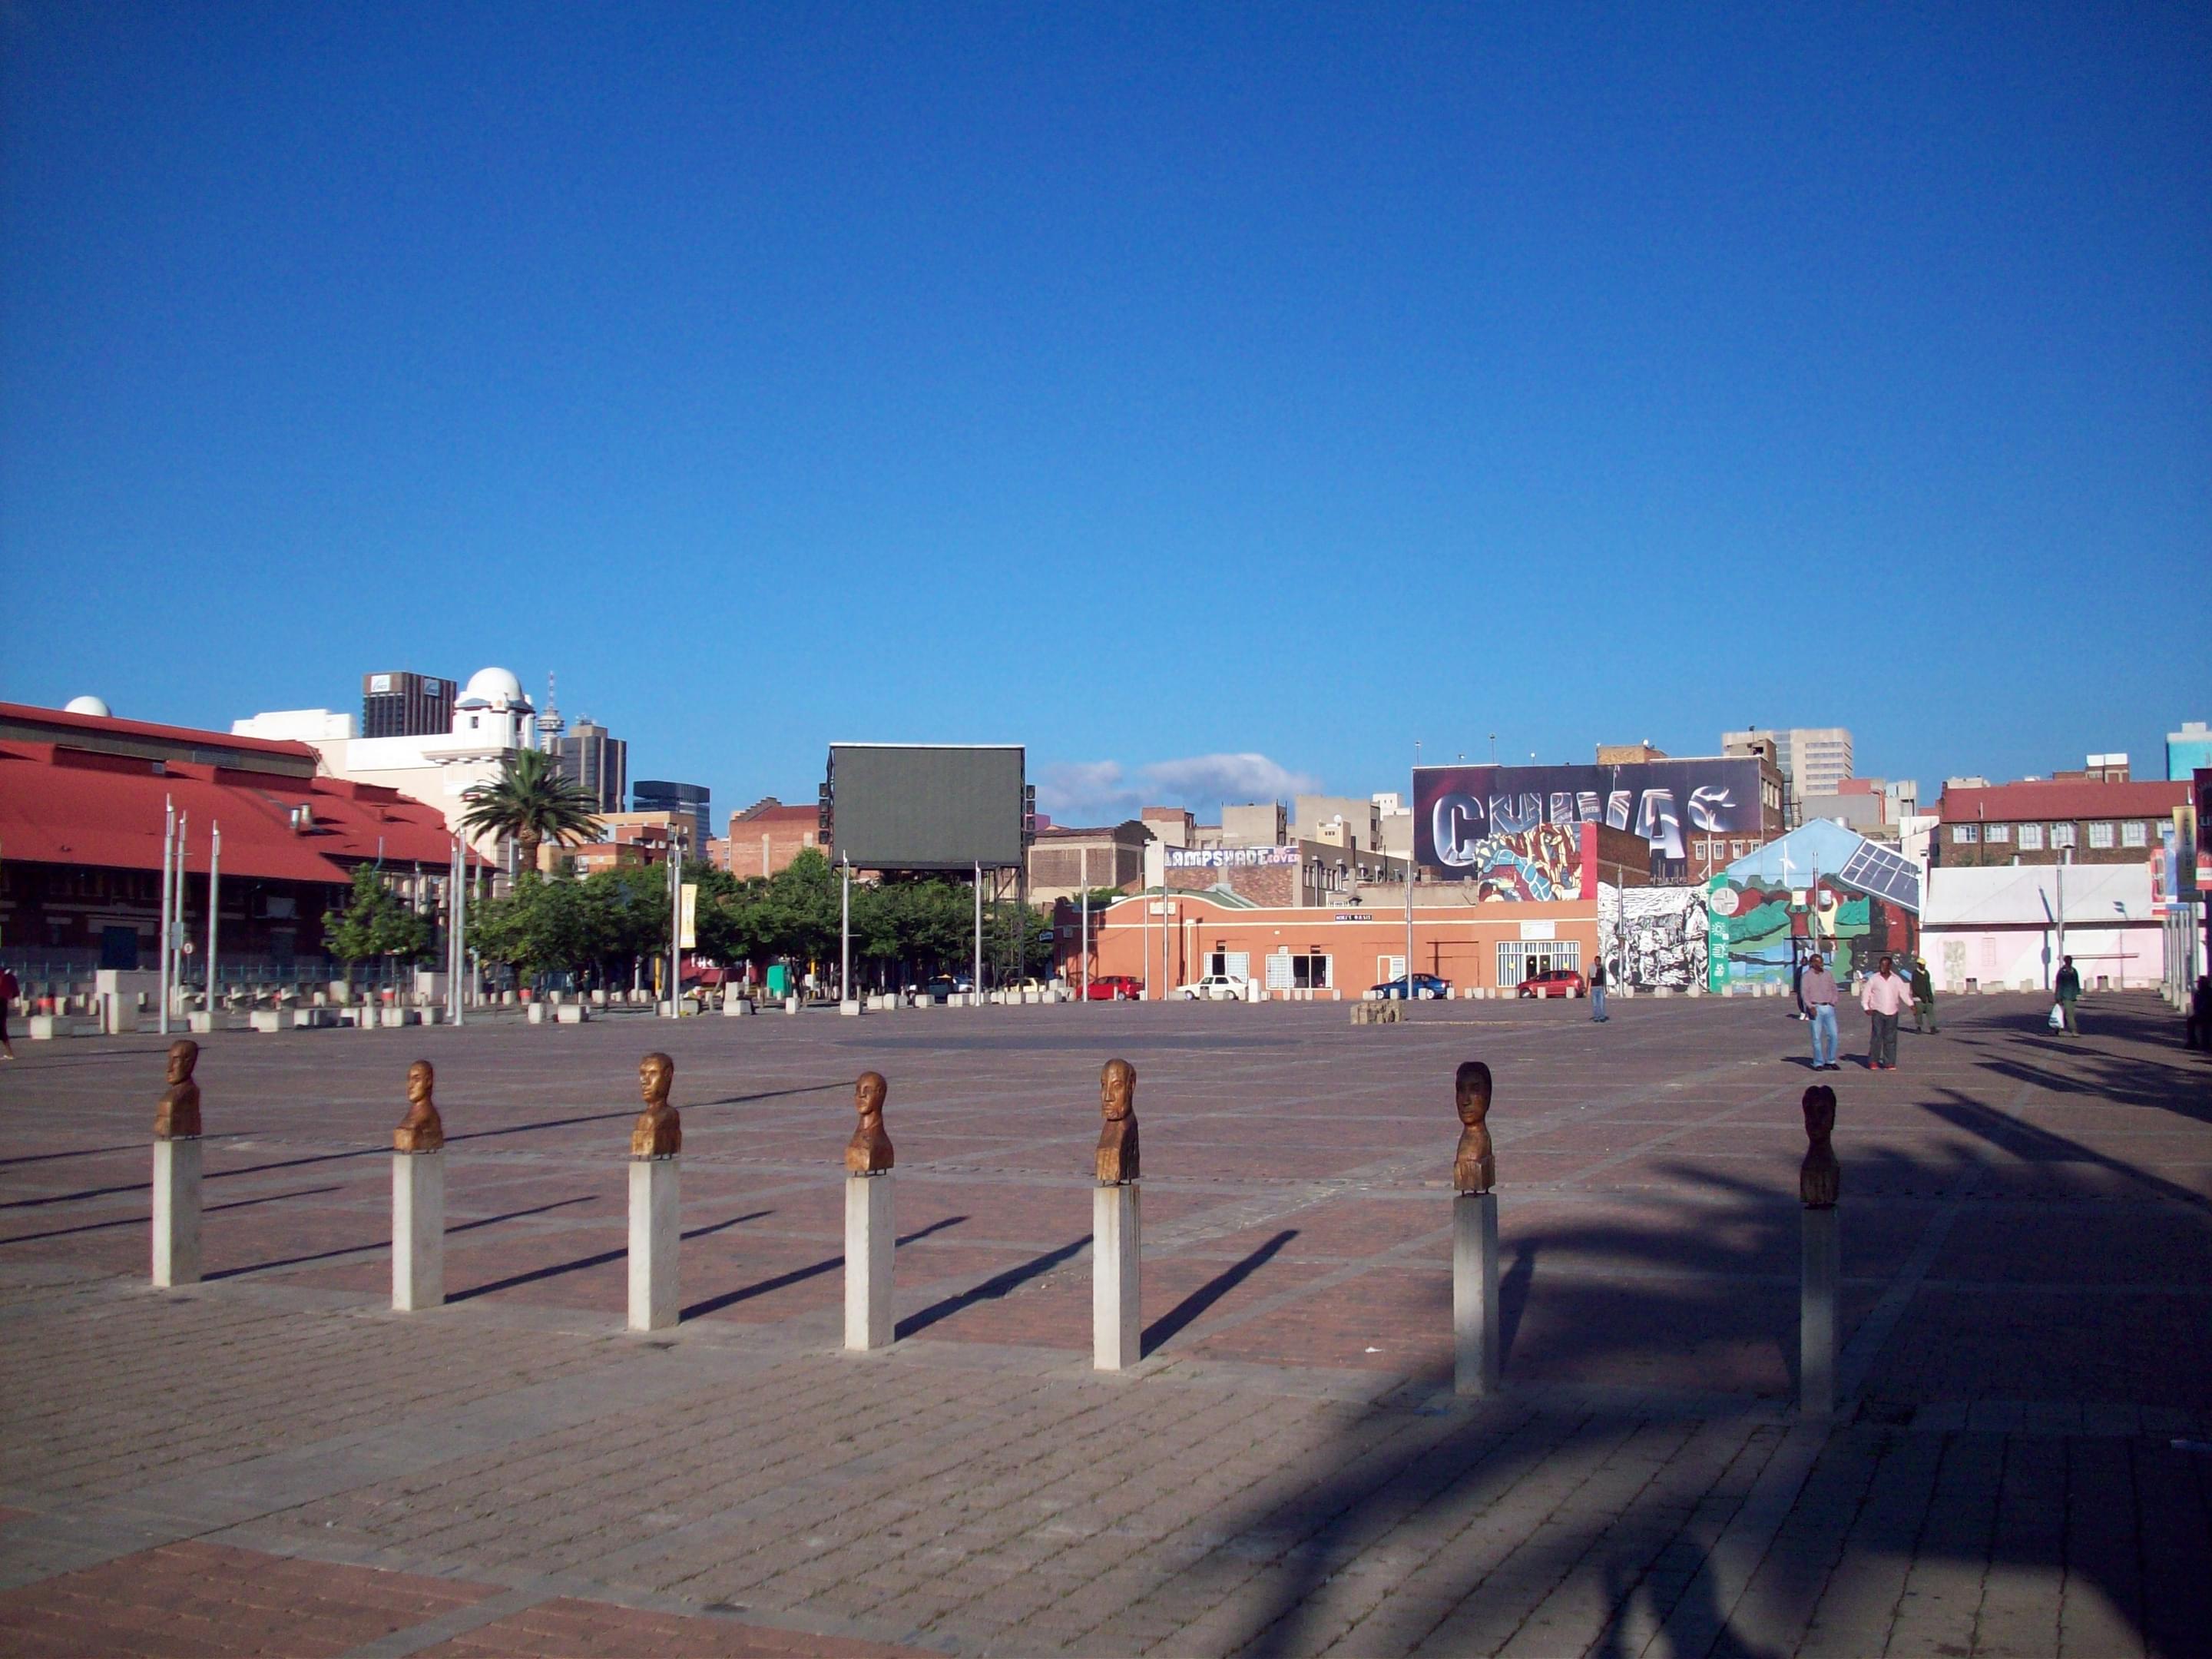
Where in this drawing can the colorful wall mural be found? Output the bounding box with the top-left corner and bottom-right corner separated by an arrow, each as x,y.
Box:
1704,820 -> 1921,991
1456,823 -> 1588,902
1597,885 -> 1708,989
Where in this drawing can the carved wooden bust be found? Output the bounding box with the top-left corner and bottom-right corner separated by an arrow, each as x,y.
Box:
154,1039 -> 202,1140
392,1059 -> 445,1153
1800,1084 -> 1839,1209
1094,1058 -> 1138,1184
630,1051 -> 681,1158
1452,1060 -> 1495,1195
846,1070 -> 893,1174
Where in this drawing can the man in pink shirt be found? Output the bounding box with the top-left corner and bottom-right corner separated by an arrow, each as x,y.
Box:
1861,953 -> 1913,1070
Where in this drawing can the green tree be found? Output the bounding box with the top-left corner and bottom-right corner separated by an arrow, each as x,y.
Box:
322,866 -> 435,979
458,749 -> 602,871
467,872 -> 598,984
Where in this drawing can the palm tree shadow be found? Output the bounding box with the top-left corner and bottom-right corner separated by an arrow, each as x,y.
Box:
682,1214 -> 968,1320
448,1208 -> 771,1303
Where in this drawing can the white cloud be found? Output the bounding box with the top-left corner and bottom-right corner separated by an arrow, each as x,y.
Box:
1035,752 -> 1320,825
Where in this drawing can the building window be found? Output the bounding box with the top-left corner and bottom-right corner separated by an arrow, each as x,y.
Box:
2121,820 -> 2147,847
1952,824 -> 1979,843
2050,823 -> 2076,849
2088,822 -> 2114,849
1985,823 -> 2010,843
2018,823 -> 2044,850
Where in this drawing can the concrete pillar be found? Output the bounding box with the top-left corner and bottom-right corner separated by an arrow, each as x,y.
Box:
392,1149 -> 445,1311
151,1136 -> 203,1287
1093,1183 -> 1141,1370
1800,1207 -> 1839,1419
844,1173 -> 894,1349
1452,1190 -> 1500,1396
628,1155 -> 680,1331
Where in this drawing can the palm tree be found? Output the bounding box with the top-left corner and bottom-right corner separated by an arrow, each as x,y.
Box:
459,749 -> 603,873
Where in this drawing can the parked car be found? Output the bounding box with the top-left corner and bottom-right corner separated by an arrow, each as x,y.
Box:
1517,969 -> 1588,999
1370,973 -> 1452,1001
1177,974 -> 1252,1002
1084,975 -> 1145,1002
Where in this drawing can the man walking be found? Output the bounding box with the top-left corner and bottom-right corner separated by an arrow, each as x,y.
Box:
1588,956 -> 1609,1022
1909,955 -> 1937,1034
2186,975 -> 2210,1051
1801,953 -> 1841,1071
2055,955 -> 2083,1035
1862,953 -> 1911,1070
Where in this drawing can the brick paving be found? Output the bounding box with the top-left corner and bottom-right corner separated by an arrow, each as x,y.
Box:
0,991 -> 2207,1654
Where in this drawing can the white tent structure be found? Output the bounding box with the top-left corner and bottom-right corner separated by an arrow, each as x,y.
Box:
1921,863 -> 2160,995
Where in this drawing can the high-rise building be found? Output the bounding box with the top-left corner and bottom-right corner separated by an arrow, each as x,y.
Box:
553,718 -> 627,814
2167,720 -> 2212,781
362,671 -> 455,738
1722,727 -> 1853,813
634,780 -> 711,850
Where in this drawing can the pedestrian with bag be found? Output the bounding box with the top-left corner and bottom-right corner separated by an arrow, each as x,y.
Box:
1861,953 -> 1912,1070
2054,955 -> 2083,1035
1800,953 -> 1841,1071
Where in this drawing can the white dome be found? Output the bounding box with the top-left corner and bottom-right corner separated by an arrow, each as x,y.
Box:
63,695 -> 112,718
462,667 -> 525,707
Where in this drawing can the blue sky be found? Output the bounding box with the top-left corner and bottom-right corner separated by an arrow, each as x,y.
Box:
5,2 -> 2207,824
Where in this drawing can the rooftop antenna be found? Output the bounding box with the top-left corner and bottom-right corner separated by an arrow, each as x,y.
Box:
539,671 -> 565,750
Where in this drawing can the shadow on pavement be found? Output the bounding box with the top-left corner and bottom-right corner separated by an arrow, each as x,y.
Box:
681,1214 -> 969,1320
448,1208 -> 772,1303
1144,1230 -> 1297,1355
896,1236 -> 1088,1340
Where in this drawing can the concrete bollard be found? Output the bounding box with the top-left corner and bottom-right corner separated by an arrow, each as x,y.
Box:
1801,1207 -> 1838,1419
628,1051 -> 683,1332
151,1137 -> 203,1287
845,1174 -> 894,1349
1453,1192 -> 1501,1395
392,1149 -> 445,1310
628,1157 -> 679,1330
1094,1184 -> 1141,1370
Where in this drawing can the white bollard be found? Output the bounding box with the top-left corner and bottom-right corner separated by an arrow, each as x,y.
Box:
1093,1183 -> 1141,1370
1801,1207 -> 1839,1419
628,1154 -> 680,1331
392,1148 -> 445,1311
151,1136 -> 203,1287
1452,1190 -> 1500,1396
844,1173 -> 894,1349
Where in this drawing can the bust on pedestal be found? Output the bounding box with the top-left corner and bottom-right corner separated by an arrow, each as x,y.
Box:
151,1040 -> 203,1286
628,1052 -> 681,1331
1093,1058 -> 1141,1370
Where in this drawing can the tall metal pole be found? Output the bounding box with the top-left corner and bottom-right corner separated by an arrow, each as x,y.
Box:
2055,858 -> 2066,989
973,861 -> 983,1005
668,841 -> 684,1017
171,812 -> 187,1022
1081,889 -> 1091,1002
1409,742 -> 1419,1000
158,798 -> 174,1035
840,857 -> 852,1005
206,823 -> 220,1020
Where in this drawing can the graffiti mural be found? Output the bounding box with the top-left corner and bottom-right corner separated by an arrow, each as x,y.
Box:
1459,824 -> 1586,902
1704,820 -> 1920,991
1598,885 -> 1708,989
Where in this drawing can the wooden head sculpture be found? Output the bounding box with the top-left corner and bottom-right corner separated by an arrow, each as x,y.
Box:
631,1051 -> 681,1158
1095,1057 -> 1138,1184
154,1038 -> 202,1139
1800,1084 -> 1839,1208
846,1070 -> 893,1174
1452,1060 -> 1494,1195
393,1059 -> 445,1153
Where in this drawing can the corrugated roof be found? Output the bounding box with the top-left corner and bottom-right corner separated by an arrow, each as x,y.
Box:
1938,778 -> 2186,823
0,740 -> 475,884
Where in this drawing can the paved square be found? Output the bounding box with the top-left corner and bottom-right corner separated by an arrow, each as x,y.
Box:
2,992 -> 2207,1654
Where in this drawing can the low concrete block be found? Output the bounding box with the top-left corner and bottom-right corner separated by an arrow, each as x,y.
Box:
528,1002 -> 548,1025
555,1003 -> 588,1025
248,1009 -> 284,1033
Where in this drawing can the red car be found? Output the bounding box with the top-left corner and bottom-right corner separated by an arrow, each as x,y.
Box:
1518,969 -> 1588,999
1084,975 -> 1146,1001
